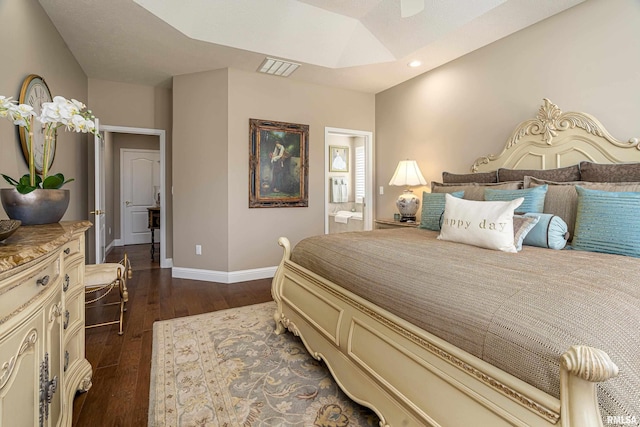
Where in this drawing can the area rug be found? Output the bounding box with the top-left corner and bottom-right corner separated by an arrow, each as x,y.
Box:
149,302 -> 379,426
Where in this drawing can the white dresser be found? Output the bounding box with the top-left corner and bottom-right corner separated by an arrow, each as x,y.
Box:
0,221 -> 92,427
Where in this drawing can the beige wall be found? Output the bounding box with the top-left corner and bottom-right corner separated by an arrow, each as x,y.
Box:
0,0 -> 88,221
172,68 -> 375,271
375,0 -> 640,219
173,69 -> 229,270
227,69 -> 374,270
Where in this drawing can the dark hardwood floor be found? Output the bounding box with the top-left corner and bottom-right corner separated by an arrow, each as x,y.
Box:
72,244 -> 273,427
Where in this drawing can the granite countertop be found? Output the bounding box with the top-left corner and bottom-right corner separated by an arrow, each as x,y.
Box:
0,220 -> 92,273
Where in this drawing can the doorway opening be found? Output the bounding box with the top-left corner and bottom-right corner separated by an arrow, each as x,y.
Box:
324,127 -> 374,234
95,125 -> 169,268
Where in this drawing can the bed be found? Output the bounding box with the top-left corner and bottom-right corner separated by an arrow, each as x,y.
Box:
271,99 -> 640,427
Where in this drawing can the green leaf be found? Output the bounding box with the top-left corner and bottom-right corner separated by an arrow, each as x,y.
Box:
16,184 -> 37,194
43,174 -> 64,189
19,174 -> 31,186
1,174 -> 19,186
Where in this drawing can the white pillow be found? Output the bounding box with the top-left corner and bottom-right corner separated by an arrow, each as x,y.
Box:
438,194 -> 524,253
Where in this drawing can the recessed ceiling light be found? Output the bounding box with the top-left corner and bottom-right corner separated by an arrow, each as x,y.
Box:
408,60 -> 422,68
257,57 -> 300,77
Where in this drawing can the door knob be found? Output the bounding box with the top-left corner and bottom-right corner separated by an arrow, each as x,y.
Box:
125,201 -> 131,206
89,210 -> 104,215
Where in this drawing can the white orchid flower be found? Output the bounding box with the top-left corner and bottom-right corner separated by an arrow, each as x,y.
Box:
2,91 -> 99,191
9,104 -> 35,128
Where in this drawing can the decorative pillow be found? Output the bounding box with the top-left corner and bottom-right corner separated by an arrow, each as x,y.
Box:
521,213 -> 569,250
431,181 -> 522,201
513,215 -> 539,252
579,161 -> 640,182
419,191 -> 464,231
442,170 -> 497,184
497,165 -> 580,182
525,177 -> 640,240
438,195 -> 524,253
484,185 -> 548,213
572,186 -> 640,257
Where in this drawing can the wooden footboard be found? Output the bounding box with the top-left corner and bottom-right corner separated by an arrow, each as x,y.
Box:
271,237 -> 619,427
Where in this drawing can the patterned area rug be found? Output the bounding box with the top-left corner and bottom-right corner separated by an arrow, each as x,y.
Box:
149,302 -> 379,426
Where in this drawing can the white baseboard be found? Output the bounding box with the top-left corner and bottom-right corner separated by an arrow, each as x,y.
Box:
105,240 -> 115,254
161,258 -> 173,269
171,265 -> 277,284
114,239 -> 124,247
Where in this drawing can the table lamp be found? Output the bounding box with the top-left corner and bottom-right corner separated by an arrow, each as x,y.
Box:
389,160 -> 427,222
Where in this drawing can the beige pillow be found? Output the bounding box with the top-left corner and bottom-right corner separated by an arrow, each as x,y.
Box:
524,176 -> 640,239
431,181 -> 522,201
438,195 -> 524,253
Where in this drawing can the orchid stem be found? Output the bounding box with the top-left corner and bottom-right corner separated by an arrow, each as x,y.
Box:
28,116 -> 35,187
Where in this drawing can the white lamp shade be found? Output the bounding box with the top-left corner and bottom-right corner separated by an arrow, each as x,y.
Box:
388,160 -> 427,187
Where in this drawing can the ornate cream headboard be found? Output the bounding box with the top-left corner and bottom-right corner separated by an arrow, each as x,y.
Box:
473,99 -> 640,172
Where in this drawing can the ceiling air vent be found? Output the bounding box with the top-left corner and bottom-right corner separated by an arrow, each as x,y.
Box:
257,57 -> 300,77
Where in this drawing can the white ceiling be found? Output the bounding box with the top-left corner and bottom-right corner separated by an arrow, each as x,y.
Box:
38,0 -> 583,94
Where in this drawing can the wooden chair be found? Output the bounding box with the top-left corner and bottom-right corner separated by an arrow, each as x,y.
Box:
84,254 -> 132,335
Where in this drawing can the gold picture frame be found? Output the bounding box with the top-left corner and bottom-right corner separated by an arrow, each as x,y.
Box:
329,145 -> 349,172
249,118 -> 309,208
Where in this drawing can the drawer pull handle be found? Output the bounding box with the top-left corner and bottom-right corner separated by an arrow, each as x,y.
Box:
63,274 -> 70,292
37,275 -> 50,287
64,248 -> 71,255
63,311 -> 70,330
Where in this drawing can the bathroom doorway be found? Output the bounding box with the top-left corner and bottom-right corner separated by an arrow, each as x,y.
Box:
324,127 -> 373,234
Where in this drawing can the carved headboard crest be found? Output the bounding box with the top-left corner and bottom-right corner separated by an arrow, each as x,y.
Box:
472,98 -> 640,172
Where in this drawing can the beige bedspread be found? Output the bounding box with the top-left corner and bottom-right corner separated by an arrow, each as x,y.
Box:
291,228 -> 640,420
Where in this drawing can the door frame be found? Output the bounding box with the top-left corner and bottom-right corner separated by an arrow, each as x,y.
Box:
324,127 -> 374,233
100,125 -> 169,268
94,119 -> 106,263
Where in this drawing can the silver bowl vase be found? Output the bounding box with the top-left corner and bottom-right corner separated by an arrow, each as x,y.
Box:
1,188 -> 70,225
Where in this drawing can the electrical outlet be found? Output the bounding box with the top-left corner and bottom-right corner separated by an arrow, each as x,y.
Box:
109,227 -> 112,235
379,186 -> 384,195
195,244 -> 202,255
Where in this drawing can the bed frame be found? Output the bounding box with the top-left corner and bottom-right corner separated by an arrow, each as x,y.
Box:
272,99 -> 640,427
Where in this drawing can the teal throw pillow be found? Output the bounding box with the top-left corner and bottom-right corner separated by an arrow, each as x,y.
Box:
572,186 -> 640,257
484,184 -> 548,213
513,215 -> 539,251
419,191 -> 464,231
522,213 -> 569,250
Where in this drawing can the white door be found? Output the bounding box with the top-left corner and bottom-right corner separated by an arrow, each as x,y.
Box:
122,149 -> 160,245
93,120 -> 106,263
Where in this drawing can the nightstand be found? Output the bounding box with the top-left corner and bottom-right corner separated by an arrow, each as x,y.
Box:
374,218 -> 420,229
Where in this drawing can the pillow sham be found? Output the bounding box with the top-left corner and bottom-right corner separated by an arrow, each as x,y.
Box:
438,195 -> 524,253
484,185 -> 548,213
579,161 -> 640,182
442,170 -> 497,184
572,186 -> 640,258
419,191 -> 464,231
513,215 -> 539,252
521,213 -> 569,250
431,181 -> 522,201
524,176 -> 640,240
497,165 -> 580,182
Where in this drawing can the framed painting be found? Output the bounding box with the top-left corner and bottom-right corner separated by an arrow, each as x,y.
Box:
249,118 -> 309,208
329,145 -> 349,172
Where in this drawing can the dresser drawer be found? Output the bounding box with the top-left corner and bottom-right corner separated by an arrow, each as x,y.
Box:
64,287 -> 84,334
0,254 -> 61,322
63,330 -> 83,374
61,238 -> 81,259
63,259 -> 83,294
